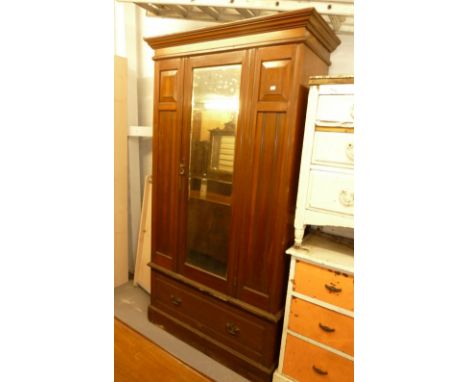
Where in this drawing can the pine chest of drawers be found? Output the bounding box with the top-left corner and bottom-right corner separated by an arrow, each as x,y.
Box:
273,234 -> 354,382
294,76 -> 354,246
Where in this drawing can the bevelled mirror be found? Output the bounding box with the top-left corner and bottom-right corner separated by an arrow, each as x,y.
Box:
185,64 -> 241,277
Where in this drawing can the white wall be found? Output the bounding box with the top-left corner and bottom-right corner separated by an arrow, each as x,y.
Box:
115,2 -> 144,274
330,33 -> 354,75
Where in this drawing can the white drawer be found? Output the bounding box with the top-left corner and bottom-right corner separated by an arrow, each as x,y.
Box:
306,169 -> 354,216
316,94 -> 354,126
312,131 -> 354,168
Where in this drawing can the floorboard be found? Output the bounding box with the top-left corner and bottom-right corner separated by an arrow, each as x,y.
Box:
115,318 -> 213,382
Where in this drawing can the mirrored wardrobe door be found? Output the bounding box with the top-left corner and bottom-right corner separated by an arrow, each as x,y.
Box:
178,50 -> 249,292
186,64 -> 241,277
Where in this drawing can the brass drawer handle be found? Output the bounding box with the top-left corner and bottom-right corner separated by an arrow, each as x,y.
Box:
318,323 -> 336,333
312,365 -> 328,376
178,163 -> 185,176
170,295 -> 182,306
225,322 -> 240,336
325,284 -> 342,293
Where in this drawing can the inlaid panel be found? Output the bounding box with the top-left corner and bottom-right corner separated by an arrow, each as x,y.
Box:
258,59 -> 292,102
159,69 -> 178,103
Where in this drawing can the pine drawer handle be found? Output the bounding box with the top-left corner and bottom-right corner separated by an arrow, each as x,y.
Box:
225,322 -> 240,336
325,284 -> 342,293
318,323 -> 336,333
170,295 -> 182,306
312,365 -> 328,376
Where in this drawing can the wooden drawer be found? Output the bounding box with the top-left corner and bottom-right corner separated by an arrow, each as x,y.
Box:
312,131 -> 354,168
151,272 -> 276,366
294,261 -> 354,311
306,169 -> 354,216
289,297 -> 354,356
315,85 -> 354,126
283,334 -> 353,382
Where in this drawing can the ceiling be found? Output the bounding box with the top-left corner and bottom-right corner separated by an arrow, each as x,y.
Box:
118,0 -> 354,34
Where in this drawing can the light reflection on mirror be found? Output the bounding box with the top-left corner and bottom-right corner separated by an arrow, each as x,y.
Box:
185,64 -> 242,277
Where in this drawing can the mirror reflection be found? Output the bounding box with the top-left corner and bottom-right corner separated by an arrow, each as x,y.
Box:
186,65 -> 241,277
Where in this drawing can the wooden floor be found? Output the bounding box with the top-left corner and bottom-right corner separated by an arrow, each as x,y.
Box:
114,318 -> 213,382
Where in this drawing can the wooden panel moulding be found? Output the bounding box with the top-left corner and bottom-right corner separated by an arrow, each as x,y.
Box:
237,111 -> 288,311
144,8 -> 340,52
258,59 -> 292,102
153,28 -> 319,62
159,69 -> 178,103
152,58 -> 184,270
149,263 -> 283,323
145,9 -> 340,62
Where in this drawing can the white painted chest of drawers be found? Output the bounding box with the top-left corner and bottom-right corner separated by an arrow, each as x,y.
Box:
294,76 -> 354,246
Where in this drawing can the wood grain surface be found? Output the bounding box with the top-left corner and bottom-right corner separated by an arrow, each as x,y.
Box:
114,318 -> 212,382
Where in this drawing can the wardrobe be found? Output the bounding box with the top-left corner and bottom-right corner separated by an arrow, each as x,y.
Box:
144,8 -> 340,381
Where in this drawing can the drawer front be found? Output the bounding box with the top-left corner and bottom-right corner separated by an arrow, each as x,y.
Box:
306,169 -> 354,216
283,334 -> 353,382
289,297 -> 354,356
312,131 -> 354,168
294,261 -> 354,311
152,272 -> 275,365
316,93 -> 354,126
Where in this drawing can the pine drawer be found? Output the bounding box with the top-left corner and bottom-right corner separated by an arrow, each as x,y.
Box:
289,297 -> 353,356
283,334 -> 353,382
294,261 -> 354,311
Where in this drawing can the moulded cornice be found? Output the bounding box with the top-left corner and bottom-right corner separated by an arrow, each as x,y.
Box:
144,7 -> 341,53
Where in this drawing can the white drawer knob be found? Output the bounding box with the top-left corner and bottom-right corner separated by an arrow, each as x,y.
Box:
345,143 -> 354,161
339,190 -> 354,207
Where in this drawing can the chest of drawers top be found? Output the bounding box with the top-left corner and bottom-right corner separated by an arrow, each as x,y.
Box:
287,234 -> 354,276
